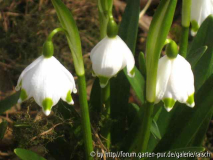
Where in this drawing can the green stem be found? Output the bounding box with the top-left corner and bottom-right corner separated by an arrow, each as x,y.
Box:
47,28 -> 67,41
134,103 -> 154,159
179,26 -> 189,58
181,0 -> 191,27
180,0 -> 191,58
101,82 -> 111,150
78,75 -> 93,160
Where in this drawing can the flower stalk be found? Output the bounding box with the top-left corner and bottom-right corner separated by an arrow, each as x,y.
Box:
180,0 -> 191,58
136,0 -> 177,155
78,75 -> 93,160
51,0 -> 94,159
101,82 -> 111,149
98,0 -> 113,39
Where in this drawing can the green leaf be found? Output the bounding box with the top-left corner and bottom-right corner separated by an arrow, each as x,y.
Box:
0,91 -> 20,114
121,103 -> 145,152
14,148 -> 46,160
118,0 -> 139,54
51,0 -> 84,76
188,15 -> 213,91
89,78 -> 102,113
186,46 -> 207,69
110,0 -> 140,146
189,110 -> 213,146
127,103 -> 140,125
125,67 -> 145,104
146,0 -> 177,102
139,52 -> 146,78
154,75 -> 213,152
151,120 -> 161,140
0,120 -> 8,140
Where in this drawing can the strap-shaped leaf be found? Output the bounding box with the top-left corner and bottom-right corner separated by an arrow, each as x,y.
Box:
189,110 -> 213,146
51,0 -> 84,76
146,0 -> 177,102
14,148 -> 46,160
0,91 -> 20,114
110,0 -> 140,146
188,15 -> 213,91
118,0 -> 140,55
186,46 -> 207,69
124,67 -> 145,104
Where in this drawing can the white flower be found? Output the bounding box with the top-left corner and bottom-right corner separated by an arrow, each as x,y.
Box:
90,35 -> 135,88
191,0 -> 213,35
16,55 -> 77,116
155,55 -> 195,112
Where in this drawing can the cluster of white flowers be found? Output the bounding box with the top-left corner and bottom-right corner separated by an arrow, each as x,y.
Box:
19,0 -> 213,114
90,35 -> 195,112
16,34 -> 195,115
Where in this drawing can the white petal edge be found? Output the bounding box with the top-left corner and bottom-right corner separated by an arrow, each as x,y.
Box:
16,55 -> 43,91
155,55 -> 172,103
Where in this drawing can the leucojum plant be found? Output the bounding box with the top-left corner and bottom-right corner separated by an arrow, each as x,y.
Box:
1,0 -> 213,159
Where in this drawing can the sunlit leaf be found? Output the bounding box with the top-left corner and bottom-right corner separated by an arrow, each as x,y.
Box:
14,148 -> 46,160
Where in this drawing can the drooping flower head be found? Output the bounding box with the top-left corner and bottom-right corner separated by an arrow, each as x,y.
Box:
90,17 -> 135,88
16,40 -> 77,116
155,41 -> 195,111
191,0 -> 213,35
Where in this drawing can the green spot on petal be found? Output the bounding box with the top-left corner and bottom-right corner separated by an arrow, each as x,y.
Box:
191,20 -> 199,32
19,80 -> 22,87
129,67 -> 135,77
92,70 -> 96,77
163,98 -> 176,112
20,89 -> 28,101
187,93 -> 195,107
42,98 -> 53,112
66,90 -> 72,103
99,76 -> 109,88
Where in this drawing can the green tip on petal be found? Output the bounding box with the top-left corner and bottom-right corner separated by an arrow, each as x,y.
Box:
191,20 -> 199,32
99,76 -> 109,88
128,67 -> 135,77
42,98 -> 53,116
163,98 -> 176,112
186,93 -> 195,108
92,70 -> 96,77
66,90 -> 74,105
16,80 -> 22,91
19,89 -> 28,103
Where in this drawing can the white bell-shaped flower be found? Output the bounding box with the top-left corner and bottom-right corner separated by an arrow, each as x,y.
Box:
16,55 -> 77,116
90,35 -> 135,88
191,0 -> 213,35
155,54 -> 195,112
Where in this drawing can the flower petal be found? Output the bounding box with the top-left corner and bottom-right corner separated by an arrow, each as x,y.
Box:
29,57 -> 61,107
191,0 -> 203,26
90,36 -> 124,78
168,55 -> 195,104
16,55 -> 43,90
56,58 -> 77,93
155,55 -> 172,103
116,36 -> 135,77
